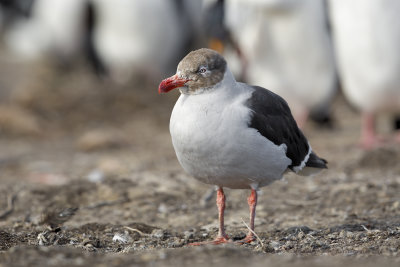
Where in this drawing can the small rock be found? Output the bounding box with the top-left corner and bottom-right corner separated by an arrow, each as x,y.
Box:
346,231 -> 355,238
339,230 -> 347,238
158,203 -> 168,214
297,231 -> 305,239
286,226 -> 314,235
152,229 -> 167,239
270,241 -> 281,251
69,238 -> 79,245
327,233 -> 337,239
169,238 -> 185,247
184,231 -> 194,239
87,169 -> 105,183
262,244 -> 276,253
82,238 -> 101,249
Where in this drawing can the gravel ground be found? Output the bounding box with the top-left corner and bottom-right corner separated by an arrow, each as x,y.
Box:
0,56 -> 399,266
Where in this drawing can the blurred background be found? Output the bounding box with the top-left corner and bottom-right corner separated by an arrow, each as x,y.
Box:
0,0 -> 399,147
0,0 -> 399,263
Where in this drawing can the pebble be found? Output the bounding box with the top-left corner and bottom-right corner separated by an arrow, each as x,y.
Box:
152,229 -> 167,239
297,231 -> 305,239
270,241 -> 281,251
184,231 -> 194,239
158,203 -> 168,214
339,230 -> 346,238
87,169 -> 105,183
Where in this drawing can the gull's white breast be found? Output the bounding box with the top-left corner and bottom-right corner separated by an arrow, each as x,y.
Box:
169,75 -> 291,189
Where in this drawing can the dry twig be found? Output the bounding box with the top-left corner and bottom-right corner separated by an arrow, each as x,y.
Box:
241,218 -> 264,248
124,226 -> 150,236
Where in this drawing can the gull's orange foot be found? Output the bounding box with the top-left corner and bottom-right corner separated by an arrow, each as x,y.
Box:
189,235 -> 231,246
236,235 -> 255,244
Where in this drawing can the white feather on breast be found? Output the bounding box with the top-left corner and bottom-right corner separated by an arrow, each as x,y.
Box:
169,71 -> 291,189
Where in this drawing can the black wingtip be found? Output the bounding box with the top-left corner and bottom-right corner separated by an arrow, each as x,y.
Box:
306,152 -> 328,169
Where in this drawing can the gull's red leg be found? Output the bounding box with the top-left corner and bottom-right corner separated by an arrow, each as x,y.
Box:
189,187 -> 231,245
360,112 -> 385,149
237,189 -> 257,244
395,131 -> 400,143
216,187 -> 229,241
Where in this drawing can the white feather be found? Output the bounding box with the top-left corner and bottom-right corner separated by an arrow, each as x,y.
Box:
292,143 -> 311,173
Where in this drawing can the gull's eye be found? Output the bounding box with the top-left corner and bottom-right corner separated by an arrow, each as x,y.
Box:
198,67 -> 207,74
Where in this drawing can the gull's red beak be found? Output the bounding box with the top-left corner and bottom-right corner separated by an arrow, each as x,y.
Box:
158,74 -> 190,94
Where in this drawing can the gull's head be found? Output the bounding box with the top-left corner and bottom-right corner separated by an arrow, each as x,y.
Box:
158,48 -> 227,95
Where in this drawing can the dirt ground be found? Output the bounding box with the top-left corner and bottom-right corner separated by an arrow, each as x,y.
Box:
0,53 -> 399,267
